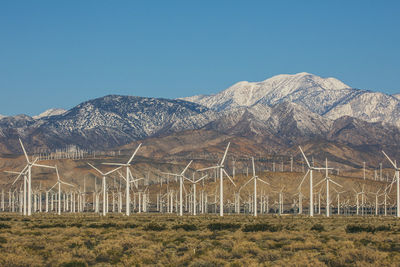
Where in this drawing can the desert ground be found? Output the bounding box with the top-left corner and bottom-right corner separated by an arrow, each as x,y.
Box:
0,214 -> 399,266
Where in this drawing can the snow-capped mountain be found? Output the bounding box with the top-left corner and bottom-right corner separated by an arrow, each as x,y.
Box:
393,93 -> 400,100
33,108 -> 66,119
1,73 -> 399,160
182,72 -> 400,127
0,115 -> 6,120
0,95 -> 216,152
182,72 -> 351,111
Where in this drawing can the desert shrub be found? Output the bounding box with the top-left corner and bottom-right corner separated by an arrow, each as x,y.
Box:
143,222 -> 166,231
0,236 -> 6,243
346,224 -> 374,233
84,240 -> 95,250
0,217 -> 12,221
172,223 -> 198,231
242,223 -> 282,232
60,260 -> 87,267
37,223 -> 66,228
311,223 -> 325,232
375,225 -> 391,232
123,222 -> 138,229
69,223 -> 83,228
207,223 -> 241,231
346,224 -> 391,233
0,223 -> 11,229
87,222 -> 118,228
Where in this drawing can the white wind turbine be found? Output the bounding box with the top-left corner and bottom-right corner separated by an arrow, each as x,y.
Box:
48,166 -> 75,215
198,142 -> 236,217
162,160 -> 193,216
18,138 -> 56,216
4,168 -> 28,215
186,173 -> 208,215
312,158 -> 342,217
102,143 -> 142,216
88,163 -> 121,216
238,157 -> 269,216
298,146 -> 325,217
382,151 -> 399,217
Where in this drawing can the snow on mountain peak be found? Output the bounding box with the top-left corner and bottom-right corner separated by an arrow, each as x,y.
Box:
181,72 -> 351,111
33,108 -> 66,119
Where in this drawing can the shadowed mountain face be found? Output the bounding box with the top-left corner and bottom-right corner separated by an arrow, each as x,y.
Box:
0,73 -> 399,169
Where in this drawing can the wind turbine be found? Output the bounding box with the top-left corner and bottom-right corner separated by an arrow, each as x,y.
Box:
186,173 -> 208,215
48,166 -> 75,215
238,157 -> 269,216
369,188 -> 382,216
382,151 -> 399,217
298,146 -> 325,217
198,142 -> 236,216
18,139 -> 56,216
4,168 -> 28,215
102,143 -> 142,216
162,160 -> 193,216
312,158 -> 342,217
88,163 -> 121,216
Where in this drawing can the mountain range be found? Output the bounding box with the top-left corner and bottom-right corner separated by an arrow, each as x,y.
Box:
0,72 -> 399,168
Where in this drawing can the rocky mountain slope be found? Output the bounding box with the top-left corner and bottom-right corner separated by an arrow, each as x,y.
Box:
0,73 -> 399,167
182,72 -> 400,127
33,108 -> 66,119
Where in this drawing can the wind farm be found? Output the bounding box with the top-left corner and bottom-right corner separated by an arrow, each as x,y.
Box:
1,1 -> 400,265
0,136 -> 400,265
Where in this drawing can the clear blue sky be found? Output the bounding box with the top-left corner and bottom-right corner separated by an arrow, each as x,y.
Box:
1,0 -> 399,116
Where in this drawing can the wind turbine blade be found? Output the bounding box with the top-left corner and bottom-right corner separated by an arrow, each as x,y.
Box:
127,143 -> 142,164
19,138 -> 30,164
222,169 -> 236,187
252,157 -> 256,177
298,169 -> 310,190
160,172 -> 177,176
298,146 -> 311,168
180,160 -> 193,176
32,163 -> 56,169
11,166 -> 28,186
313,178 -> 326,188
183,176 -> 194,183
257,178 -> 270,185
55,166 -> 60,181
382,151 -> 397,169
220,142 -> 230,166
131,178 -> 144,183
102,163 -> 126,166
329,179 -> 343,188
61,181 -> 75,187
197,166 -> 219,172
49,182 -> 59,191
87,163 -> 105,176
4,171 -> 23,175
117,171 -> 127,182
105,166 -> 122,176
194,175 -> 208,184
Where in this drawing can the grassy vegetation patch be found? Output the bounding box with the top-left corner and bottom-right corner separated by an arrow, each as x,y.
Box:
143,222 -> 167,231
242,223 -> 282,232
346,224 -> 391,233
0,214 -> 399,266
207,222 -> 241,231
311,223 -> 325,232
172,223 -> 198,231
60,261 -> 87,267
0,223 -> 11,229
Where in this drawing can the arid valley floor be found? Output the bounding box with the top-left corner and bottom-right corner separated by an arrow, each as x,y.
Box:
0,214 -> 399,266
